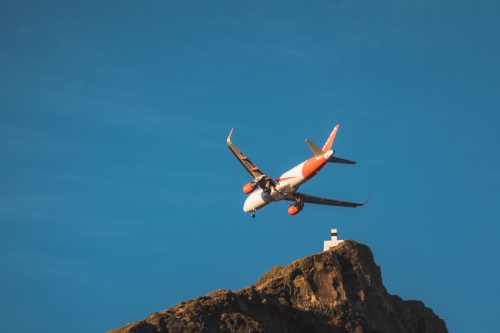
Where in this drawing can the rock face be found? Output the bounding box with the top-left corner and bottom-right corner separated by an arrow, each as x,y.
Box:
108,241 -> 448,333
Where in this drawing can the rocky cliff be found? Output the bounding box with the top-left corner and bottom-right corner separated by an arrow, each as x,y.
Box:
108,241 -> 447,333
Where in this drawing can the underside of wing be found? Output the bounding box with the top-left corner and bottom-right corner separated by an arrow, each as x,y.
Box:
227,129 -> 276,188
286,192 -> 366,208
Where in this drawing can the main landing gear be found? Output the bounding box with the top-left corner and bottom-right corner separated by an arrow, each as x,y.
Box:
294,198 -> 304,210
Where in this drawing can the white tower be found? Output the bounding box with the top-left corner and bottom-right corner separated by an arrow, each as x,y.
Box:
323,228 -> 344,251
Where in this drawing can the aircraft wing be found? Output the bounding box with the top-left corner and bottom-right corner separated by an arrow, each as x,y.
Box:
286,192 -> 366,208
227,129 -> 275,186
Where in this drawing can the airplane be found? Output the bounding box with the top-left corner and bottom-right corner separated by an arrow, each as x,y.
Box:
227,124 -> 366,218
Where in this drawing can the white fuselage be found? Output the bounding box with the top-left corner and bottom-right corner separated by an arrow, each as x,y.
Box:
243,150 -> 333,213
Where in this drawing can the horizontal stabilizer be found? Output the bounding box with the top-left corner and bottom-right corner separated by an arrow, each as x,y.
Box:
305,139 -> 323,157
328,156 -> 356,164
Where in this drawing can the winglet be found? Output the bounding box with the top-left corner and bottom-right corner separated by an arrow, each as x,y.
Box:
227,128 -> 234,144
322,124 -> 339,152
364,194 -> 372,205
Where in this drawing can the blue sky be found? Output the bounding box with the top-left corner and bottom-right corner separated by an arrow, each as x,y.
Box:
1,1 -> 499,332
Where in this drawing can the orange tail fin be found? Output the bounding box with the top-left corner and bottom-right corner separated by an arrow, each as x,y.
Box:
322,124 -> 339,152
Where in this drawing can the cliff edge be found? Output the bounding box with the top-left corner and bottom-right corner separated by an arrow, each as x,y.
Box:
108,241 -> 447,333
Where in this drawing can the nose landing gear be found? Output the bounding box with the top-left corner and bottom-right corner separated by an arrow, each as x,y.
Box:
250,209 -> 256,218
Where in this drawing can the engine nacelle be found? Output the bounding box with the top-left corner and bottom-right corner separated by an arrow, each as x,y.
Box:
288,204 -> 303,215
242,182 -> 257,194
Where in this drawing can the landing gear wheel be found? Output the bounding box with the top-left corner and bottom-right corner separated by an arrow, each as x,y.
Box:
250,210 -> 256,218
294,198 -> 304,210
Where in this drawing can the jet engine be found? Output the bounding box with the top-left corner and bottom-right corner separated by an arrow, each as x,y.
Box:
287,203 -> 304,215
242,182 -> 258,194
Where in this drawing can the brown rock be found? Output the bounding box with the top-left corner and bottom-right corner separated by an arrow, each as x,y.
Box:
108,241 -> 447,333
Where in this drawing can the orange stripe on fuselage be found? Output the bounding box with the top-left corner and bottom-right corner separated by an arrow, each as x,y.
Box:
301,155 -> 328,179
274,176 -> 296,182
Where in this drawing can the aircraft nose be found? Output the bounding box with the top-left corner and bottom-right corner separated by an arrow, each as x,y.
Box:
243,197 -> 254,212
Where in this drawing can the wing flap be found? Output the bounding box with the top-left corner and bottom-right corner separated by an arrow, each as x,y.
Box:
286,192 -> 366,208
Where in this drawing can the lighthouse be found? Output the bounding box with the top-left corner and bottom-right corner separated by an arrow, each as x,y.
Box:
323,228 -> 344,251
